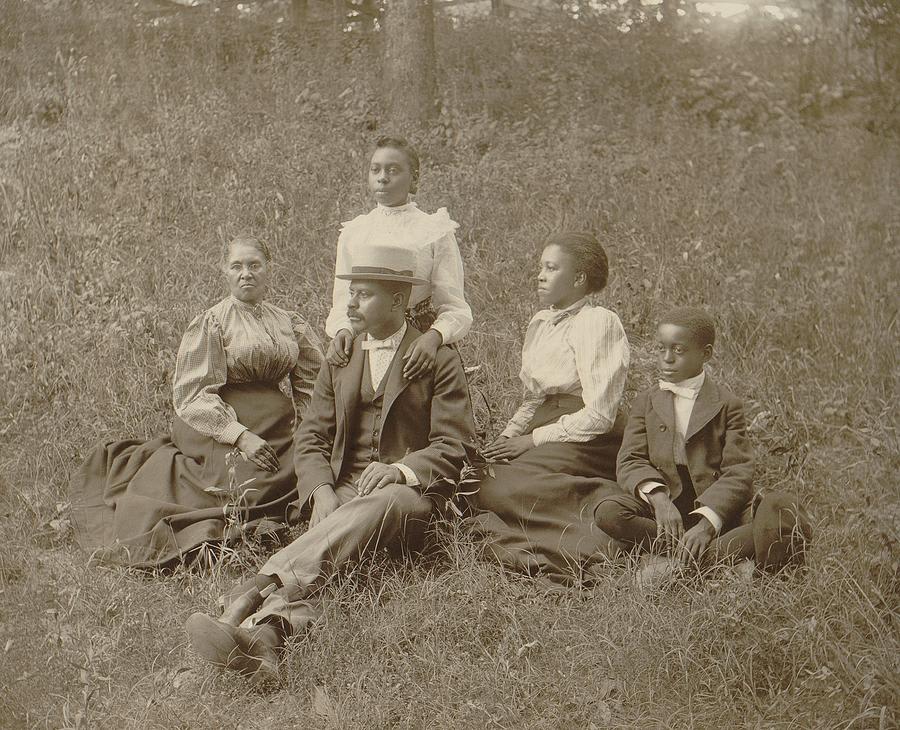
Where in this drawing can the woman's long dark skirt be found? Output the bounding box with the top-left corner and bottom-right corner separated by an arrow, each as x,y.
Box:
463,396 -> 625,584
71,382 -> 300,568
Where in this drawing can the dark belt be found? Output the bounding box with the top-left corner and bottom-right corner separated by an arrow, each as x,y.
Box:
525,394 -> 585,433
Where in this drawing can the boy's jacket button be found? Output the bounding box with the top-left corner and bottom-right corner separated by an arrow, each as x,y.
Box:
659,424 -> 666,431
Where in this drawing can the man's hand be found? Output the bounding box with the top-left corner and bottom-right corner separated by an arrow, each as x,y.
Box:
648,490 -> 684,554
481,435 -> 534,462
356,462 -> 404,496
402,329 -> 442,380
677,518 -> 716,566
326,329 -> 354,367
236,430 -> 279,473
310,485 -> 340,528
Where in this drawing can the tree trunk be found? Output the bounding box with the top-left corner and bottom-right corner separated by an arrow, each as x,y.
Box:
333,0 -> 345,31
383,0 -> 438,130
291,0 -> 307,28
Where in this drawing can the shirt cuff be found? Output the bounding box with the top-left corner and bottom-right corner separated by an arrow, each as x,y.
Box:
220,421 -> 248,446
327,319 -> 353,339
638,481 -> 669,503
426,325 -> 447,345
430,315 -> 467,346
500,424 -> 521,439
691,506 -> 723,534
393,463 -> 419,487
530,424 -> 559,446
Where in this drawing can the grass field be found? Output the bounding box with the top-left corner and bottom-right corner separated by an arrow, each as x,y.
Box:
1,2 -> 898,728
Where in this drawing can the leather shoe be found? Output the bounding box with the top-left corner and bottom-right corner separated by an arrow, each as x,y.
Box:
185,613 -> 281,677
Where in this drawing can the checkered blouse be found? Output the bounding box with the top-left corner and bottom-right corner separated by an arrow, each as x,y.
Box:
173,296 -> 324,445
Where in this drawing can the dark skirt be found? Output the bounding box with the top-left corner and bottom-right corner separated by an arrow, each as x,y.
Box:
463,395 -> 624,584
70,382 -> 300,568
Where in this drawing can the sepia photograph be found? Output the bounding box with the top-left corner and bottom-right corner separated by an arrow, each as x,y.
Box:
0,0 -> 897,727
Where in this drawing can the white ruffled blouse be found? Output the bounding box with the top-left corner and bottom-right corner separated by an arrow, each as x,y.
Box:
325,202 -> 473,345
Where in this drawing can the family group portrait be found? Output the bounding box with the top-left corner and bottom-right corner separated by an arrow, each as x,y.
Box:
1,0 -> 897,727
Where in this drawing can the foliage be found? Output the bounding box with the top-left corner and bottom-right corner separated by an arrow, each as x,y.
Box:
0,2 -> 898,728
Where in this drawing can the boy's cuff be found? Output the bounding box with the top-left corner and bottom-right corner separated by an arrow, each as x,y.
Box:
690,506 -> 723,534
638,481 -> 669,503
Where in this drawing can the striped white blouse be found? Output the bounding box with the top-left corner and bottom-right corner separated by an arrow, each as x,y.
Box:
500,298 -> 629,445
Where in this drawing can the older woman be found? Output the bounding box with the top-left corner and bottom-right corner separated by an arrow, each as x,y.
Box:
465,232 -> 628,584
71,236 -> 324,568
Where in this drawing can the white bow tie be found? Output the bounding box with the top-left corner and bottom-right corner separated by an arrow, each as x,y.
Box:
361,339 -> 395,351
659,381 -> 700,400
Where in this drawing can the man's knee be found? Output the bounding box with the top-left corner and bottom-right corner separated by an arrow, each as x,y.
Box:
369,483 -> 432,521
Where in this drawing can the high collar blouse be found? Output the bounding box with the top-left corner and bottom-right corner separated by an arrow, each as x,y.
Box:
173,296 -> 324,445
500,298 -> 630,444
325,202 -> 472,345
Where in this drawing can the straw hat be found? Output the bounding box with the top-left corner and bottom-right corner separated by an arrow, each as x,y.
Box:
336,243 -> 428,286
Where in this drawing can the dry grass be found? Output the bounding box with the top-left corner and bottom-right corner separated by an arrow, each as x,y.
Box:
1,2 -> 898,728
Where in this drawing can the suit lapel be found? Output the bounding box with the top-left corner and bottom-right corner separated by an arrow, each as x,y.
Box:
335,338 -> 365,434
684,377 -> 724,442
381,326 -> 421,421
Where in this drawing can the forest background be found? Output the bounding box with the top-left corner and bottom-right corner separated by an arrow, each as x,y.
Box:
0,0 -> 897,727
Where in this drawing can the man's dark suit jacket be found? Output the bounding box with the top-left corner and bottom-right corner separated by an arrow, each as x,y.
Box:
293,325 -> 475,506
616,375 -> 754,528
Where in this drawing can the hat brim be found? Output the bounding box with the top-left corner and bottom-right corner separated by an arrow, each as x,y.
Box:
336,272 -> 429,286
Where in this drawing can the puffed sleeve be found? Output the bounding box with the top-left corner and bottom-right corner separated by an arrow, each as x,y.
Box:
531,308 -> 629,444
325,226 -> 354,339
500,314 -> 543,438
427,209 -> 472,345
288,312 -> 325,419
172,310 -> 247,445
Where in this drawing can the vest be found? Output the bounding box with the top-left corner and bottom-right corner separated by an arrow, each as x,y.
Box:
337,355 -> 388,487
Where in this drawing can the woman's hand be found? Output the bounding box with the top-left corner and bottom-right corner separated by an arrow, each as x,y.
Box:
481,435 -> 534,462
403,329 -> 442,379
326,329 -> 354,367
236,430 -> 279,473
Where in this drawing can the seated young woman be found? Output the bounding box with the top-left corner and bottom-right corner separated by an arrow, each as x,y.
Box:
464,231 -> 629,584
71,236 -> 324,569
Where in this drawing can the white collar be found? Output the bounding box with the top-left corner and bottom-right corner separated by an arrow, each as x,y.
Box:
375,201 -> 417,216
364,322 -> 408,349
662,370 -> 706,392
229,295 -> 266,314
535,296 -> 590,325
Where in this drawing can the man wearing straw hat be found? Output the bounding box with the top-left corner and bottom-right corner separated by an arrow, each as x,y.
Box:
185,242 -> 475,677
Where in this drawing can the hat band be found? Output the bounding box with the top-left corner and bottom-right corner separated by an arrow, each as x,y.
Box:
350,266 -> 415,277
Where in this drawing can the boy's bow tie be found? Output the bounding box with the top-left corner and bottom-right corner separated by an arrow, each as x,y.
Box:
659,381 -> 700,399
